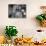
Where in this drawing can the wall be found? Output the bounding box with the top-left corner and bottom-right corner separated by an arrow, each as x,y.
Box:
0,0 -> 46,40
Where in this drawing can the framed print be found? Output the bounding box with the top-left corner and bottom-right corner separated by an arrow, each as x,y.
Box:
8,4 -> 26,18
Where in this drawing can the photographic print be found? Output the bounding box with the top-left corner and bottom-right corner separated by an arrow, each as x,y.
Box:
8,4 -> 26,18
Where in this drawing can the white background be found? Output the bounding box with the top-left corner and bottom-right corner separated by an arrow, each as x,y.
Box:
0,0 -> 46,41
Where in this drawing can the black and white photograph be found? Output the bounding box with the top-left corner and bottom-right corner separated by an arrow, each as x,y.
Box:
8,4 -> 26,18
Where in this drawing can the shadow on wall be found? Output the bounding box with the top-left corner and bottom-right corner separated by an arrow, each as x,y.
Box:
30,16 -> 40,27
